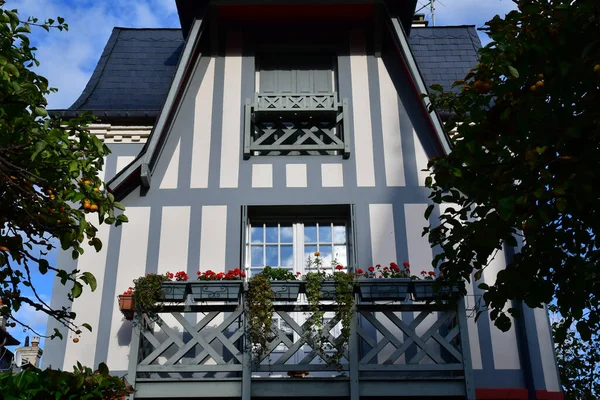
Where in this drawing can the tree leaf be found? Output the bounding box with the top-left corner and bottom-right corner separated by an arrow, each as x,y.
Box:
508,65 -> 519,78
71,282 -> 83,299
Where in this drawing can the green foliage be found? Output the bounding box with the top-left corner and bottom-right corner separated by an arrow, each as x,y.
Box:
330,271 -> 355,369
549,305 -> 599,399
423,0 -> 600,339
304,255 -> 355,371
304,270 -> 326,356
0,362 -> 134,399
247,266 -> 300,360
0,2 -> 127,337
132,273 -> 170,315
261,266 -> 297,281
247,272 -> 274,360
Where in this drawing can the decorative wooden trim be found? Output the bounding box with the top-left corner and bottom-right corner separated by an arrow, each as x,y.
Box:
88,124 -> 152,144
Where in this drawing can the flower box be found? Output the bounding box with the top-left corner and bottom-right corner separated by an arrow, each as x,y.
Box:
118,294 -> 135,321
160,282 -> 188,302
358,278 -> 411,301
318,279 -> 338,300
412,281 -> 458,301
189,281 -> 242,301
270,281 -> 301,301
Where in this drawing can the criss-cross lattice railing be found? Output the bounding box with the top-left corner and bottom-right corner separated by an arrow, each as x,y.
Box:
130,304 -> 245,380
243,93 -> 351,159
128,293 -> 475,399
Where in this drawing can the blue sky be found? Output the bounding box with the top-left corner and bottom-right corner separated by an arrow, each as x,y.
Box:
3,0 -> 516,352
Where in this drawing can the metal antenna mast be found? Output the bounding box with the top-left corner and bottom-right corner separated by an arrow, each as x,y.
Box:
415,0 -> 438,27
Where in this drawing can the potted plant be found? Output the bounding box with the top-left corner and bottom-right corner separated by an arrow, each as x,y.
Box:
265,267 -> 302,301
131,272 -> 172,316
247,267 -> 300,359
118,287 -> 135,321
189,268 -> 244,301
357,262 -> 412,301
412,269 -> 459,301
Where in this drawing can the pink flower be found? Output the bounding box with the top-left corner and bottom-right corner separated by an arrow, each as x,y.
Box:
336,265 -> 344,270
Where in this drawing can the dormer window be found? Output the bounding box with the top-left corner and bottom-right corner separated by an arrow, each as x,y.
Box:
244,53 -> 350,159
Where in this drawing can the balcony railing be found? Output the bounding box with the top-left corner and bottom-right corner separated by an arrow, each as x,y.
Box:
243,93 -> 351,159
127,281 -> 475,400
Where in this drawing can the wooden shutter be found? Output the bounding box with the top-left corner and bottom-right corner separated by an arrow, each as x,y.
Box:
259,53 -> 333,94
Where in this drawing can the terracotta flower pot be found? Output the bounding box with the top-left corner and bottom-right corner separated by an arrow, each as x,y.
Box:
118,294 -> 135,321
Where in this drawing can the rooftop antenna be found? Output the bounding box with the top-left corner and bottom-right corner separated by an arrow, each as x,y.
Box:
416,0 -> 445,27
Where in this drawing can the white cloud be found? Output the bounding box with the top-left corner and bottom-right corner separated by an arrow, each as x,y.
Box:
4,0 -> 180,109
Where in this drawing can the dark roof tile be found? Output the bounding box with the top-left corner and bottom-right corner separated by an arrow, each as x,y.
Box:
408,26 -> 481,91
68,28 -> 184,112
64,25 -> 481,117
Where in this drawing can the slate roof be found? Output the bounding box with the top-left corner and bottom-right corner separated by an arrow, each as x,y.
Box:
409,26 -> 482,91
63,28 -> 185,118
56,25 -> 480,119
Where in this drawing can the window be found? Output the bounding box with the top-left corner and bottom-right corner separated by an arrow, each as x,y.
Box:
248,222 -> 348,276
244,205 -> 354,276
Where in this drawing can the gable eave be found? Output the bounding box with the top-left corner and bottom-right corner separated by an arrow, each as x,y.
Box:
386,14 -> 452,155
107,17 -> 207,200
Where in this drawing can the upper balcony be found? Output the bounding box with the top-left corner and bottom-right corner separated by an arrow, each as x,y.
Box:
244,93 -> 350,160
125,280 -> 476,399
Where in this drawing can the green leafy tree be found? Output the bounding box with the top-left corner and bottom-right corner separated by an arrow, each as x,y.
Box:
0,362 -> 134,399
548,304 -> 599,399
0,2 -> 127,338
423,0 -> 600,343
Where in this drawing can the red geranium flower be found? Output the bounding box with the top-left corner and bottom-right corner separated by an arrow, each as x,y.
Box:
335,265 -> 344,270
356,269 -> 364,274
403,262 -> 410,268
368,266 -> 375,272
428,271 -> 435,276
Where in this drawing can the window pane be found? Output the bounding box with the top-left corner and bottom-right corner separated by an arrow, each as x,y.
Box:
304,225 -> 317,243
319,225 -> 332,243
333,225 -> 346,244
266,225 -> 278,243
266,245 -> 278,267
334,246 -> 347,267
304,245 -> 318,269
280,225 -> 293,243
251,245 -> 264,266
320,245 -> 333,266
281,245 -> 294,267
251,226 -> 264,243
